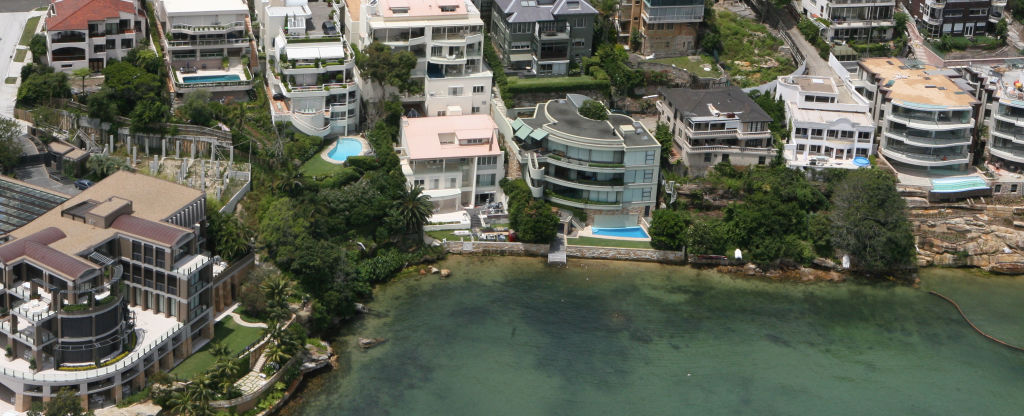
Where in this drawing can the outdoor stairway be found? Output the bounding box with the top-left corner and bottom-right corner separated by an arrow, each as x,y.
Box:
469,210 -> 482,229
547,233 -> 567,266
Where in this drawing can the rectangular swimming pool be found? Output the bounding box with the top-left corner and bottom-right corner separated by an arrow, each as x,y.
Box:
591,226 -> 650,239
931,176 -> 989,193
182,74 -> 241,83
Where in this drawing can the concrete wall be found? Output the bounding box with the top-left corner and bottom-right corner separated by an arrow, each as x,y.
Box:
444,241 -> 687,263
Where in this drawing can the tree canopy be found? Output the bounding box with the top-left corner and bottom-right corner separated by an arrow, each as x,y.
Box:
502,178 -> 560,243
354,42 -> 419,94
0,116 -> 23,174
27,388 -> 91,416
578,99 -> 608,120
830,169 -> 915,277
17,64 -> 71,108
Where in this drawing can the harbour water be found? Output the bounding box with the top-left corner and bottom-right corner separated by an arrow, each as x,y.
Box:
281,257 -> 1024,415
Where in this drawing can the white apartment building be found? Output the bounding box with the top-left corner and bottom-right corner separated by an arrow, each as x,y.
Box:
774,75 -> 877,169
45,0 -> 148,73
258,0 -> 360,136
854,58 -> 980,178
154,0 -> 256,93
658,87 -> 775,176
398,115 -> 505,212
344,0 -> 493,117
798,0 -> 895,42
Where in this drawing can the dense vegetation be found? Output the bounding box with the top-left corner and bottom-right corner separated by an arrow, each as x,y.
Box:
501,178 -> 560,244
578,99 -> 609,120
85,49 -> 169,132
829,169 -> 916,276
0,116 -> 22,174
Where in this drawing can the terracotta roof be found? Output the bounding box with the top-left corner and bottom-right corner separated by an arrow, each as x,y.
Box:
48,0 -> 139,31
0,227 -> 98,280
111,215 -> 191,246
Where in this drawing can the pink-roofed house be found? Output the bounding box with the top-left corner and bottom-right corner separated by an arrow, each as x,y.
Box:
399,115 -> 505,213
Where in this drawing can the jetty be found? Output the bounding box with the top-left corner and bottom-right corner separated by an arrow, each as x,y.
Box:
548,232 -> 567,266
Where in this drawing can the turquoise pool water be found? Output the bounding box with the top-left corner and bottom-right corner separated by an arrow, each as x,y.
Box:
182,74 -> 241,83
327,138 -> 363,162
592,226 -> 649,239
931,176 -> 989,193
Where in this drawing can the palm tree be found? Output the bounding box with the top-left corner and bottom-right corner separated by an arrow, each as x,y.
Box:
263,342 -> 292,367
259,273 -> 292,310
166,389 -> 199,416
72,67 -> 90,96
209,343 -> 230,360
210,358 -> 241,395
394,185 -> 433,237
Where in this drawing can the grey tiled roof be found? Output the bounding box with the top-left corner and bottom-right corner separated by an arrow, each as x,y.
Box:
494,0 -> 597,22
660,87 -> 773,123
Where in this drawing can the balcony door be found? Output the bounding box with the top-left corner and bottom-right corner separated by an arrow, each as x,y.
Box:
965,24 -> 974,37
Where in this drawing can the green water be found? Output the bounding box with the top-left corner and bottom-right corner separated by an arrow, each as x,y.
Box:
281,257 -> 1024,415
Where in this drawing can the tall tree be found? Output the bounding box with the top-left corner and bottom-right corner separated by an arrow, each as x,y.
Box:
830,169 -> 915,277
393,185 -> 433,237
71,67 -> 91,95
27,388 -> 91,416
649,209 -> 691,250
0,116 -> 23,174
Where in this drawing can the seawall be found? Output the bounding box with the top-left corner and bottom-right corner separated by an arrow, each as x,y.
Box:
444,240 -> 687,264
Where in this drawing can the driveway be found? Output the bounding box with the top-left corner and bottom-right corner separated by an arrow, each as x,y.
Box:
775,5 -> 832,77
0,11 -> 33,118
13,134 -> 81,196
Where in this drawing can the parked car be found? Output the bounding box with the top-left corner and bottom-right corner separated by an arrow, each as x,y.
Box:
322,21 -> 338,35
74,179 -> 94,190
272,93 -> 285,100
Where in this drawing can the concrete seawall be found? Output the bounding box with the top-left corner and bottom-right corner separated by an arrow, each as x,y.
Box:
443,241 -> 687,264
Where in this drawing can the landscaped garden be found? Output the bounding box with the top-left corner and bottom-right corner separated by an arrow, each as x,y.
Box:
709,11 -> 796,87
170,319 -> 263,379
651,55 -> 723,78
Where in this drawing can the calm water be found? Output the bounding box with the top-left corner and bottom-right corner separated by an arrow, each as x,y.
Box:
281,257 -> 1024,415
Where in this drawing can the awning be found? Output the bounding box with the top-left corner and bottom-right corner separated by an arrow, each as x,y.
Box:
514,125 -> 534,140
284,45 -> 346,60
510,118 -> 525,131
509,53 -> 534,62
423,188 -> 461,199
528,128 -> 548,142
285,47 -> 320,60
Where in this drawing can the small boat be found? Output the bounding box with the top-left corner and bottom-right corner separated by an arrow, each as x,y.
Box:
990,262 -> 1024,275
358,337 -> 387,349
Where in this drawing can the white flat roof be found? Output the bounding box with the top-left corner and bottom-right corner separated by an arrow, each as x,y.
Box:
788,104 -> 873,126
285,45 -> 346,60
163,0 -> 248,15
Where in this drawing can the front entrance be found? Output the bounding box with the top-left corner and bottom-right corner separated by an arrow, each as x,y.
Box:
88,58 -> 104,72
965,24 -> 975,37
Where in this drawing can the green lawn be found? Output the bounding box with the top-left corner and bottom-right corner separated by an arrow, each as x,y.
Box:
13,49 -> 27,63
19,16 -> 40,46
568,236 -> 652,249
299,155 -> 345,176
504,75 -> 610,94
427,230 -> 469,242
4,78 -> 16,85
170,319 -> 263,380
651,55 -> 722,78
34,6 -> 48,11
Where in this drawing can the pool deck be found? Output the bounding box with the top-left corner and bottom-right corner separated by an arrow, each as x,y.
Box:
318,136 -> 370,165
578,226 -> 652,242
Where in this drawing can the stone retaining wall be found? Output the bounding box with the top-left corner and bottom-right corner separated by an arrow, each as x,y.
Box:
443,241 -> 686,264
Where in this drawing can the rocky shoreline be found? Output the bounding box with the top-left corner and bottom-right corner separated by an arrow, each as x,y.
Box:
912,205 -> 1024,271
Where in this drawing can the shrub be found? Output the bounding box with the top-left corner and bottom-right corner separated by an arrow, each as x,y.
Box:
578,99 -> 608,120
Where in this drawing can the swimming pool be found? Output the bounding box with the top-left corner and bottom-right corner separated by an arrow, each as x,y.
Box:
591,226 -> 649,239
327,138 -> 364,162
931,176 -> 989,193
182,74 -> 242,83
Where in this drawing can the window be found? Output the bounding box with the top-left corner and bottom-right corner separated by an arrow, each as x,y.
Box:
437,111 -> 446,116
1012,184 -> 1019,193
155,248 -> 166,269
132,241 -> 142,261
473,85 -> 485,93
511,41 -> 530,50
969,8 -> 987,16
574,17 -> 587,28
440,5 -> 457,12
721,154 -> 730,162
758,156 -> 766,165
121,38 -> 133,49
995,184 -> 1002,193
572,38 -> 585,47
414,179 -> 425,187
431,46 -> 443,56
795,128 -> 808,136
645,150 -> 655,164
472,106 -> 481,114
478,156 -> 498,165
704,153 -> 712,162
390,6 -> 409,13
811,129 -> 823,136
641,188 -> 652,201
476,173 -> 496,186
449,177 -> 458,188
432,178 -> 440,189
448,86 -> 463,96
858,131 -> 870,139
643,170 -> 654,182
512,23 -> 532,33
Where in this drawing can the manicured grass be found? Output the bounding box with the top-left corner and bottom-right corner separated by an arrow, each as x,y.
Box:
299,154 -> 345,176
504,75 -> 610,94
170,319 -> 263,380
13,49 -> 27,63
4,78 -> 16,85
651,55 -> 722,78
568,236 -> 653,249
18,16 -> 40,46
427,230 -> 468,242
34,6 -> 48,11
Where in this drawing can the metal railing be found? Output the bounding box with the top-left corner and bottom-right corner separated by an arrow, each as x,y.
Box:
171,21 -> 245,32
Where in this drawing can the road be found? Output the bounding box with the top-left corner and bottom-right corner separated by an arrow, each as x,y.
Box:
774,6 -> 832,77
0,0 -> 47,13
0,12 -> 30,118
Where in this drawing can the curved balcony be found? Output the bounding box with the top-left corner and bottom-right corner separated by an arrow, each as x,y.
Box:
881,146 -> 969,167
542,154 -> 626,172
545,192 -> 623,210
925,0 -> 945,8
991,128 -> 1024,144
886,114 -> 972,131
428,53 -> 467,65
989,146 -> 1024,164
544,175 -> 625,192
884,131 -> 971,148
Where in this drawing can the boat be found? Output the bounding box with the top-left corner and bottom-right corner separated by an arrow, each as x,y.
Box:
990,262 -> 1024,275
358,337 -> 387,349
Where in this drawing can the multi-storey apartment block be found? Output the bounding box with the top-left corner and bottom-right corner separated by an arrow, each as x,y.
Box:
490,0 -> 597,76
502,94 -> 660,226
344,0 -> 493,117
854,58 -> 980,178
658,87 -> 775,176
45,0 -> 148,72
774,75 -> 877,169
615,0 -> 702,57
153,0 -> 256,94
799,0 -> 895,42
398,115 -> 505,211
258,0 -> 360,136
903,0 -> 1003,38
0,171 -> 222,411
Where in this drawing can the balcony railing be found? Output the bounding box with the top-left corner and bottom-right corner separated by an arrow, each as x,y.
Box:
168,38 -> 249,47
883,146 -> 968,163
52,34 -> 86,43
171,21 -> 245,32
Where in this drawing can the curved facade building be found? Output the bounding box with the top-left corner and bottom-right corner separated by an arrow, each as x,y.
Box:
0,172 -> 216,411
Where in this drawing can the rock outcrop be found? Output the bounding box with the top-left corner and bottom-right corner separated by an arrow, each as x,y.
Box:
913,207 -> 1024,271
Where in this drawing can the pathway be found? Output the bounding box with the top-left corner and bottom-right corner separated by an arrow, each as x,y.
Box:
94,401 -> 161,416
214,302 -> 268,329
775,7 -> 831,77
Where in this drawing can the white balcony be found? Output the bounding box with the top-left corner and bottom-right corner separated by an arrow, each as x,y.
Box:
881,147 -> 969,167
884,131 -> 971,148
990,146 -> 1024,163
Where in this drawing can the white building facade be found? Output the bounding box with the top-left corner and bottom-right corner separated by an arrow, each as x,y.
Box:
344,0 -> 493,117
45,0 -> 148,72
154,0 -> 256,93
774,75 -> 876,169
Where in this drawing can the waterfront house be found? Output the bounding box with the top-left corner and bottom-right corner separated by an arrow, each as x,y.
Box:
615,0 -> 702,57
658,86 -> 775,176
490,0 -> 597,76
502,94 -> 660,227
